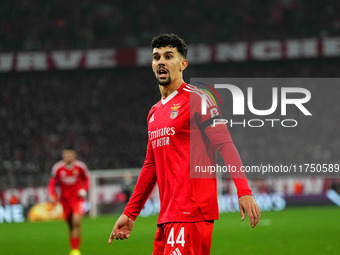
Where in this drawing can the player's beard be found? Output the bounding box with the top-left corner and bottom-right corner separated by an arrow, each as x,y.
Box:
158,76 -> 171,86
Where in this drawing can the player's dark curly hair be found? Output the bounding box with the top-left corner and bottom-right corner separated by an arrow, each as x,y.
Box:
151,33 -> 188,58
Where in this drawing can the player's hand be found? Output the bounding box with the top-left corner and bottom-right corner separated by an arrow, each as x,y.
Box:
49,195 -> 58,204
78,189 -> 87,198
108,214 -> 135,243
238,195 -> 261,228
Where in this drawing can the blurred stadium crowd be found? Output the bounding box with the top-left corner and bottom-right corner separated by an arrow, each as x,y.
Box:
0,0 -> 340,51
0,0 -> 340,189
1,60 -> 340,188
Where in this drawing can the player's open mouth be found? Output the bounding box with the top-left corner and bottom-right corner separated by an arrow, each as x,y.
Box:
158,68 -> 168,78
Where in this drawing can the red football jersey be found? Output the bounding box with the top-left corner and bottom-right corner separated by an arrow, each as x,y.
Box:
48,160 -> 90,202
124,83 -> 251,224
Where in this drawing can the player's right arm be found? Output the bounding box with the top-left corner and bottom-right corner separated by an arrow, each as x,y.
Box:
108,139 -> 157,243
48,175 -> 58,203
48,163 -> 59,203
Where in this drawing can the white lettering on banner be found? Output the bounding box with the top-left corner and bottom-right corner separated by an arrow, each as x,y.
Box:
2,187 -> 48,207
323,37 -> 340,57
140,193 -> 287,217
0,185 -> 122,206
17,52 -> 48,71
266,178 -> 324,195
136,47 -> 150,66
286,39 -> 318,58
52,51 -> 83,69
1,37 -> 340,71
216,42 -> 247,62
85,49 -> 116,68
0,205 -> 25,223
187,44 -> 212,64
252,40 -> 282,60
0,206 -> 11,223
0,53 -> 13,72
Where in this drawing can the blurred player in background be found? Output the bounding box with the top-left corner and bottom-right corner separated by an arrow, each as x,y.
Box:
48,147 -> 90,255
108,34 -> 261,254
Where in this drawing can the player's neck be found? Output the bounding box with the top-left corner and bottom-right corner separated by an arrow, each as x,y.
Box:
159,79 -> 184,99
64,160 -> 75,167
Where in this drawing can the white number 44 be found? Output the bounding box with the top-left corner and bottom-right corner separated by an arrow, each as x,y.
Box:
167,227 -> 185,247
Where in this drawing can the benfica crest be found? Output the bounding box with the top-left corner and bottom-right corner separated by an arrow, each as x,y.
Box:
170,105 -> 181,119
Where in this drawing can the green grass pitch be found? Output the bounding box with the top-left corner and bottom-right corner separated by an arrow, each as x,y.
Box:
0,206 -> 339,255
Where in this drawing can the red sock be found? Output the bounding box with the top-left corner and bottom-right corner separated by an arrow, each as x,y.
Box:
70,237 -> 81,250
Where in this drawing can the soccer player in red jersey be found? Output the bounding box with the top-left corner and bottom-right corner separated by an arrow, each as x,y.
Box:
108,34 -> 261,254
48,147 -> 90,255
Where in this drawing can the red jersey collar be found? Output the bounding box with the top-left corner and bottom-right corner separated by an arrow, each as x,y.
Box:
161,82 -> 187,105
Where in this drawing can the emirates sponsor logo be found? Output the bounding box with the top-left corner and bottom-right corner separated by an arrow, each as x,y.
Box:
61,176 -> 77,185
149,127 -> 175,149
148,127 -> 175,140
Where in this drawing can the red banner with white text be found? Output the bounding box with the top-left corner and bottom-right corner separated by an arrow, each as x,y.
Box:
1,37 -> 340,72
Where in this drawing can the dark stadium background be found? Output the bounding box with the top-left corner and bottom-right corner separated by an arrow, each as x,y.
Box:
0,1 -> 340,254
1,0 -> 340,187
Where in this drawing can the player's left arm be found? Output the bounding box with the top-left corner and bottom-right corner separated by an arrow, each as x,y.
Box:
204,122 -> 261,228
193,90 -> 260,228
